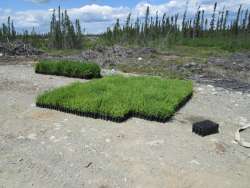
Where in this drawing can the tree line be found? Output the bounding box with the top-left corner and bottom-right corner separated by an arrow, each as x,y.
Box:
101,3 -> 250,49
0,6 -> 83,49
0,17 -> 16,42
49,6 -> 82,49
1,3 -> 250,50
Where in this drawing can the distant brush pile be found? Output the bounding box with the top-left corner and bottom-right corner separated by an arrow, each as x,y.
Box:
0,41 -> 43,56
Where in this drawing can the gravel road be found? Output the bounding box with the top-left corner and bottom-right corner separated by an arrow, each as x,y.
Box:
0,61 -> 250,188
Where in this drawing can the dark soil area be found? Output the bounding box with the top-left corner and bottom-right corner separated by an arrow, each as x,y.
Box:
79,46 -> 250,92
1,45 -> 250,92
194,53 -> 250,92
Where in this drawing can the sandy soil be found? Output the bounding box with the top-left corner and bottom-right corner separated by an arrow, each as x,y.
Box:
0,62 -> 250,188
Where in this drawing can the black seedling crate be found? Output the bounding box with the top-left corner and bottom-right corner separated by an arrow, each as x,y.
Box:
37,102 -> 169,123
192,120 -> 219,137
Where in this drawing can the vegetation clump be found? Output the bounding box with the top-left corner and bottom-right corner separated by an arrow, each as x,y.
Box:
36,76 -> 193,122
35,60 -> 101,79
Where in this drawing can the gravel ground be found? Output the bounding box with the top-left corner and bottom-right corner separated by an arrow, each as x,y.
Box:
0,62 -> 250,188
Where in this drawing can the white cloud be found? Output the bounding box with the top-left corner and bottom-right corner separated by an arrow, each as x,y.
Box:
133,0 -> 250,16
68,4 -> 130,23
27,0 -> 50,3
1,0 -> 250,34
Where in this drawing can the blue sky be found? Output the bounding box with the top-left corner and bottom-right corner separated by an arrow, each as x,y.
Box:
0,0 -> 166,11
0,0 -> 249,34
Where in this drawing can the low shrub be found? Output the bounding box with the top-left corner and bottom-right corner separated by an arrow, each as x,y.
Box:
36,76 -> 193,122
35,60 -> 101,79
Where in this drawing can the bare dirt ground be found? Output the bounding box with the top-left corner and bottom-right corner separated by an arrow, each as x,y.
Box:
0,60 -> 250,188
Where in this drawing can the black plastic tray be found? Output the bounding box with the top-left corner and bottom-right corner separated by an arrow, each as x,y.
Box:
193,120 -> 219,136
